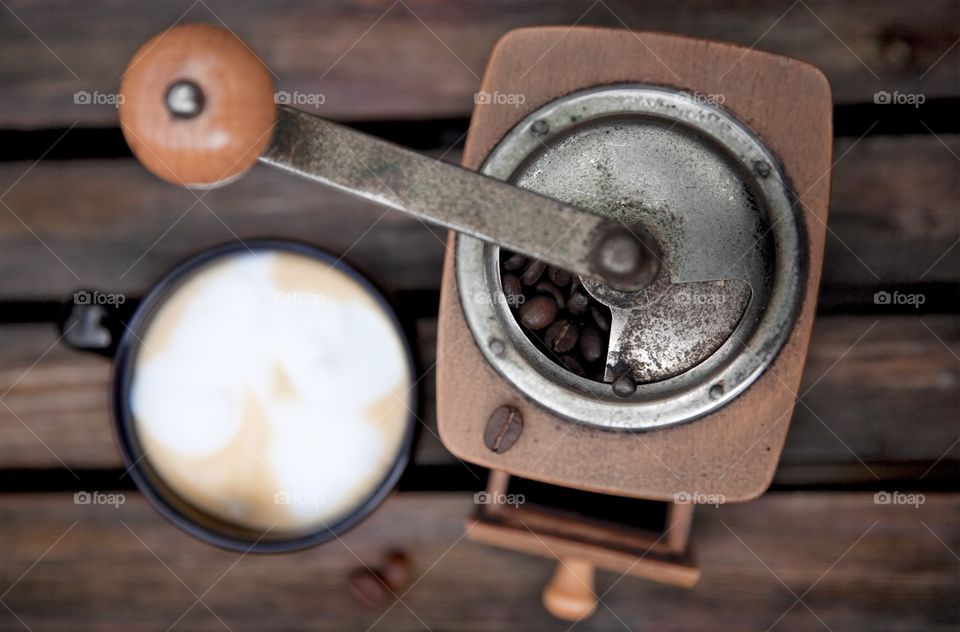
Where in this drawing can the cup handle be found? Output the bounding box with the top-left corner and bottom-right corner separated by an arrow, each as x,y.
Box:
60,292 -> 128,357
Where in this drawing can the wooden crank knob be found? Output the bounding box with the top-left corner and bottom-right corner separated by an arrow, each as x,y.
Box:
119,23 -> 275,187
542,558 -> 599,621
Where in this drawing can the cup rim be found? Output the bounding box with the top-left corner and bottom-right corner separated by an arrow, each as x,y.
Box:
111,239 -> 418,553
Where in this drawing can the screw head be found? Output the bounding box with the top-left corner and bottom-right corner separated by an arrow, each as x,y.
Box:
612,372 -> 637,397
531,119 -> 550,136
484,406 -> 524,454
709,383 -> 725,400
165,79 -> 205,119
590,226 -> 660,292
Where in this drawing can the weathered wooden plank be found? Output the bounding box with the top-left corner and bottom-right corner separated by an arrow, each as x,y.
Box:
778,314 -> 958,473
1,315 -> 956,479
828,135 -> 960,285
0,492 -> 956,631
1,0 -> 957,128
1,135 -> 957,298
0,316 -> 451,470
0,160 -> 450,296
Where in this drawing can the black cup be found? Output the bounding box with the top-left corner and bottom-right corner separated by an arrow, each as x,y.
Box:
64,240 -> 417,552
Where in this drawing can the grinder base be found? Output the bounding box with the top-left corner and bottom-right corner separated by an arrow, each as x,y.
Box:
436,26 -> 831,621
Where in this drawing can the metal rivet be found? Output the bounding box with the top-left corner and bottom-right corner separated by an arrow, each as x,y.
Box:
612,372 -> 637,398
165,80 -> 205,119
709,383 -> 724,400
489,338 -> 506,356
591,226 -> 660,292
484,406 -> 523,454
531,119 -> 549,136
753,160 -> 771,178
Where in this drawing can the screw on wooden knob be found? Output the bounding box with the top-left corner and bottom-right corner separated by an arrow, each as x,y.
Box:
542,558 -> 598,621
118,23 -> 276,188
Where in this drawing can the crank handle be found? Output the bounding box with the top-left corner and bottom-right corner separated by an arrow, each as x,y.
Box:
117,23 -> 659,291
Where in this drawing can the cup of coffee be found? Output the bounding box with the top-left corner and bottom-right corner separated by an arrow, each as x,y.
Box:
65,240 -> 416,551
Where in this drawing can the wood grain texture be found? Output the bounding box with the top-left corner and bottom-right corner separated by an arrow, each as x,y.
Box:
438,27 -> 832,502
541,557 -> 599,620
0,135 -> 955,298
1,0 -> 957,127
0,492 -> 956,631
118,24 -> 276,186
471,472 -> 699,593
0,318 -> 450,471
2,316 -> 955,481
0,3 -> 954,629
828,135 -> 960,285
0,160 -> 449,297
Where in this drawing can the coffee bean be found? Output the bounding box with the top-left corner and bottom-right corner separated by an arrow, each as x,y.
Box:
548,266 -> 571,287
568,290 -> 589,316
501,273 -> 523,308
349,568 -> 393,609
579,325 -> 603,363
502,252 -> 526,271
544,320 -> 578,353
535,280 -> 565,309
520,260 -> 547,286
561,355 -> 585,377
591,305 -> 611,332
484,406 -> 523,453
381,552 -> 411,590
519,295 -> 557,330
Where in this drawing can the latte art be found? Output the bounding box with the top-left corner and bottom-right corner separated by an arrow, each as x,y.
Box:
130,250 -> 412,533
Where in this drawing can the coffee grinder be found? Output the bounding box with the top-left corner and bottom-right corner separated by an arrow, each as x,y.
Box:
117,24 -> 831,621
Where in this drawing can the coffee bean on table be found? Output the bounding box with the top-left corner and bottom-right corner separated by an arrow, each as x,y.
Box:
561,355 -> 585,377
579,325 -> 603,363
348,551 -> 412,610
501,273 -> 523,308
535,280 -> 565,309
519,295 -> 557,330
544,320 -> 579,353
503,252 -> 527,271
381,552 -> 412,590
520,260 -> 547,286
591,305 -> 611,332
349,568 -> 393,609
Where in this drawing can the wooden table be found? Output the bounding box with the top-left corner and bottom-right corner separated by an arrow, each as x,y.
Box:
1,1 -> 957,630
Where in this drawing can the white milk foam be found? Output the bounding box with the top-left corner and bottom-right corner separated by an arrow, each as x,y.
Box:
130,251 -> 412,533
